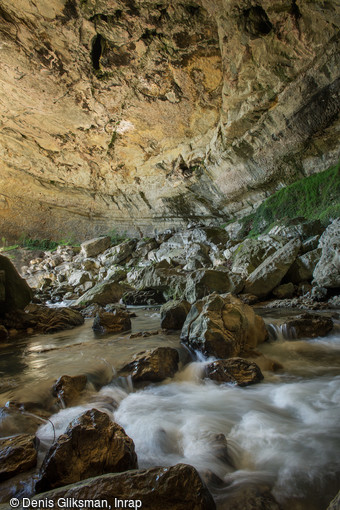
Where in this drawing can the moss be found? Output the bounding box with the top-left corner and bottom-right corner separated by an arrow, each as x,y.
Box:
238,161 -> 340,237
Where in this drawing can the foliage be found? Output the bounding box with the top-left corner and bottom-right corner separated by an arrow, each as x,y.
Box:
16,236 -> 78,251
235,162 -> 340,237
108,228 -> 128,246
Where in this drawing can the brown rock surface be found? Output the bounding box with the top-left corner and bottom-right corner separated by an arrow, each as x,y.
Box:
35,408 -> 138,493
205,357 -> 264,387
120,347 -> 179,382
0,1 -> 339,239
92,308 -> 131,334
32,463 -> 216,510
181,293 -> 268,358
0,434 -> 37,481
52,374 -> 88,406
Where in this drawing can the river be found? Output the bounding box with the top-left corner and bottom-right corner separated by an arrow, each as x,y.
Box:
0,307 -> 339,509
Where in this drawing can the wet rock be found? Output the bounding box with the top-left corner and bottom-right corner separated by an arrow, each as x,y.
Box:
52,375 -> 87,407
122,288 -> 166,306
231,238 -> 276,276
185,268 -> 244,304
92,309 -> 131,334
129,330 -> 159,339
282,313 -> 333,338
244,239 -> 301,298
120,347 -> 179,383
36,409 -> 138,493
0,434 -> 37,481
205,358 -> 264,387
32,463 -> 215,510
327,490 -> 340,510
0,254 -> 33,313
313,218 -> 340,288
75,281 -> 130,306
181,293 -> 268,358
80,236 -> 111,258
286,248 -> 322,283
100,240 -> 137,266
329,295 -> 340,308
272,282 -> 295,299
160,299 -> 191,330
26,305 -> 84,333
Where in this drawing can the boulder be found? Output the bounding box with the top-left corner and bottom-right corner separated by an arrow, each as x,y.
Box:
75,281 -> 130,306
30,305 -> 84,333
0,434 -> 37,481
272,282 -> 295,299
100,239 -> 137,266
286,248 -> 322,283
231,238 -> 276,276
122,288 -> 166,305
0,254 -> 33,314
181,293 -> 268,358
35,409 -> 138,493
52,375 -> 88,407
32,463 -> 216,510
80,236 -> 111,258
120,347 -> 179,383
68,270 -> 91,287
205,358 -> 264,386
185,268 -> 244,304
313,218 -> 340,288
160,300 -> 191,329
281,313 -> 333,339
92,309 -> 131,334
127,263 -> 186,298
243,239 -> 301,298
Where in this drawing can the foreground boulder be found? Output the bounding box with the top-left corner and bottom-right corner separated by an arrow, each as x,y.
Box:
0,254 -> 32,313
281,313 -> 333,339
80,236 -> 111,258
185,268 -> 244,303
120,347 -> 179,383
205,358 -> 264,387
36,409 -> 138,492
313,218 -> 340,288
32,463 -> 216,510
160,299 -> 191,330
92,308 -> 131,334
244,239 -> 301,298
181,293 -> 267,358
0,434 -> 37,481
52,375 -> 87,407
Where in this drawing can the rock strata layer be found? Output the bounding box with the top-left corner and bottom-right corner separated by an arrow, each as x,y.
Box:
0,1 -> 339,238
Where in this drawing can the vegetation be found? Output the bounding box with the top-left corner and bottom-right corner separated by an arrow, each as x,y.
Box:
236,162 -> 340,237
108,228 -> 128,246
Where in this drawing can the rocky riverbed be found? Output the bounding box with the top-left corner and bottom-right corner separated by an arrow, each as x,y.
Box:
0,216 -> 339,509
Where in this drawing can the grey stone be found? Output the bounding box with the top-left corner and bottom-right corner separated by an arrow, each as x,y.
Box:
80,237 -> 111,258
313,218 -> 340,288
244,239 -> 301,298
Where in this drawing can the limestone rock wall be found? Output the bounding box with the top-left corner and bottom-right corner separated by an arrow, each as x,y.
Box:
0,0 -> 339,240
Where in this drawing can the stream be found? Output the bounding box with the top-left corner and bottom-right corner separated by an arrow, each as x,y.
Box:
0,307 -> 339,509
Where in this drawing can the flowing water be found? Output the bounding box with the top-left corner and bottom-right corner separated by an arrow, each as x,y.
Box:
0,307 -> 339,509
